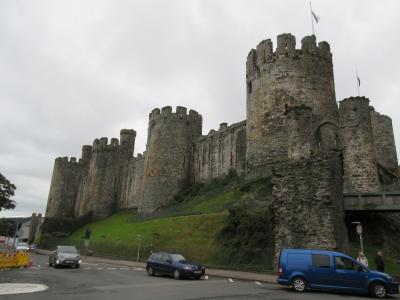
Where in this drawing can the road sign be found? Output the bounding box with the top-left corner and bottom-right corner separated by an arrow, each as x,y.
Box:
356,224 -> 363,235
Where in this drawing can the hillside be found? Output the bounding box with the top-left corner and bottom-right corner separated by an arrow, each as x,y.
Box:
42,173 -> 276,271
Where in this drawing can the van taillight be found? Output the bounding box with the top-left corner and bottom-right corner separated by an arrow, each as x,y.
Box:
278,267 -> 283,276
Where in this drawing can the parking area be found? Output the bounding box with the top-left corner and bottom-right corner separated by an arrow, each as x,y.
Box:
0,253 -> 398,300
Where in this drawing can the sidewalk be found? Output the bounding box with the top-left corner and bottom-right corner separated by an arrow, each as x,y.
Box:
35,249 -> 277,284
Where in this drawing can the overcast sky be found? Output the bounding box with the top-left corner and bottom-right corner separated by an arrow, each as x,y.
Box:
1,0 -> 400,217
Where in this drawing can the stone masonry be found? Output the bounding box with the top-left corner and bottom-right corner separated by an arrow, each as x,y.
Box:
45,34 -> 399,254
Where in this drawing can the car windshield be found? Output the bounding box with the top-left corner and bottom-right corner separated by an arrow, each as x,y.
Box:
18,243 -> 28,246
59,246 -> 78,253
170,254 -> 186,262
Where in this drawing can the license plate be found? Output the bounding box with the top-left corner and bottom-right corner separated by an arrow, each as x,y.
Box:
194,270 -> 202,274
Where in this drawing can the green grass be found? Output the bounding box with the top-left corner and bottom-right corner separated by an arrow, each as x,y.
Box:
46,213 -> 227,265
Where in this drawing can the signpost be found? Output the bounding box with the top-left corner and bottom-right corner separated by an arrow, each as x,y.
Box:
352,221 -> 364,253
136,235 -> 143,262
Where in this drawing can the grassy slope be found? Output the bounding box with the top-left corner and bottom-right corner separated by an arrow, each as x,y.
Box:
50,187 -> 245,266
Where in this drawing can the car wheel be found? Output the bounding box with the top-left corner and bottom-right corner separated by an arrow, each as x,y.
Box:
173,269 -> 181,280
194,275 -> 201,280
75,264 -> 80,269
49,260 -> 53,267
291,276 -> 307,292
370,282 -> 387,298
147,267 -> 155,276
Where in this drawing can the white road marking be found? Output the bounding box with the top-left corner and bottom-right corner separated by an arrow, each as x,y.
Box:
228,278 -> 234,283
119,268 -> 129,270
107,268 -> 117,270
0,283 -> 49,295
204,275 -> 209,280
255,281 -> 262,285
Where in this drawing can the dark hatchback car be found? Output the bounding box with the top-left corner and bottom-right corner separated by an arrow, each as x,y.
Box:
49,245 -> 81,268
146,252 -> 205,280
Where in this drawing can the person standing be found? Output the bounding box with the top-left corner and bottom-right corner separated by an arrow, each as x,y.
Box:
375,250 -> 385,272
357,251 -> 369,267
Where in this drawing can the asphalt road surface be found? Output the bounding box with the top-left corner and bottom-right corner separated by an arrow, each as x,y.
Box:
0,253 -> 398,300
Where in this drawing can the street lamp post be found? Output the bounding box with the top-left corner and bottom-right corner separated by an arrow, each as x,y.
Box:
352,221 -> 364,253
136,235 -> 143,262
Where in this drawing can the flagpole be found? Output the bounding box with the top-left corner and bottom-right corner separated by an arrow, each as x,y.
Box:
310,2 -> 315,35
356,70 -> 360,96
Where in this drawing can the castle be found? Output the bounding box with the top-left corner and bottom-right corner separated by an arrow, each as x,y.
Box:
44,33 -> 399,254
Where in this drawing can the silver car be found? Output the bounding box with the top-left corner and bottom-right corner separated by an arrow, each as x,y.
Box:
49,246 -> 81,268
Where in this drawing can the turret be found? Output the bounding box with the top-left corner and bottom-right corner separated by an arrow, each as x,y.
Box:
246,33 -> 338,171
81,145 -> 93,162
370,107 -> 398,171
120,129 -> 136,158
140,106 -> 202,213
339,97 -> 380,193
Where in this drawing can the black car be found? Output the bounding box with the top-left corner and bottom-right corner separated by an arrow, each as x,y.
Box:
146,252 -> 205,280
49,245 -> 81,268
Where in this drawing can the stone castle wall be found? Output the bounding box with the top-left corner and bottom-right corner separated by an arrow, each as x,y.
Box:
193,121 -> 246,182
273,152 -> 349,259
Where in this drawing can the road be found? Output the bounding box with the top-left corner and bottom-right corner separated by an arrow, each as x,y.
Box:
0,253 -> 398,300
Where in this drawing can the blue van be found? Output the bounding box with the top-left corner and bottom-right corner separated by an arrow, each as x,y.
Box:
277,248 -> 399,298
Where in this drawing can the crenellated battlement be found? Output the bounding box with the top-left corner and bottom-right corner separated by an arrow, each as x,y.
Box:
92,137 -> 122,151
246,33 -> 332,76
55,156 -> 82,166
149,106 -> 202,123
198,120 -> 246,141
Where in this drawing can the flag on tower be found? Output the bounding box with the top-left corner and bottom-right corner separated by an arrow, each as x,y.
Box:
311,9 -> 320,23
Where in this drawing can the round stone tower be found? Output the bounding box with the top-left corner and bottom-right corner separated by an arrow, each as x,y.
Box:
46,157 -> 83,218
140,106 -> 202,213
370,107 -> 399,171
339,97 -> 380,193
246,34 -> 338,171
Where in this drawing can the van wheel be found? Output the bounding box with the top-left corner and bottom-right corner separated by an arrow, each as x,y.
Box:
291,277 -> 307,292
370,282 -> 387,298
173,269 -> 181,280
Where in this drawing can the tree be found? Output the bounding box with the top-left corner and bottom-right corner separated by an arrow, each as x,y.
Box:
0,173 -> 16,211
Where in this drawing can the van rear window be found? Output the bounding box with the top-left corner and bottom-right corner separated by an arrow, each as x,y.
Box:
312,254 -> 330,268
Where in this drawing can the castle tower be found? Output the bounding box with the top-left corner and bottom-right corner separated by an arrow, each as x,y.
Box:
81,145 -> 93,162
339,97 -> 380,193
75,131 -> 136,219
46,156 -> 84,218
139,106 -> 202,213
285,104 -> 315,160
246,34 -> 338,171
370,107 -> 399,171
120,129 -> 136,158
